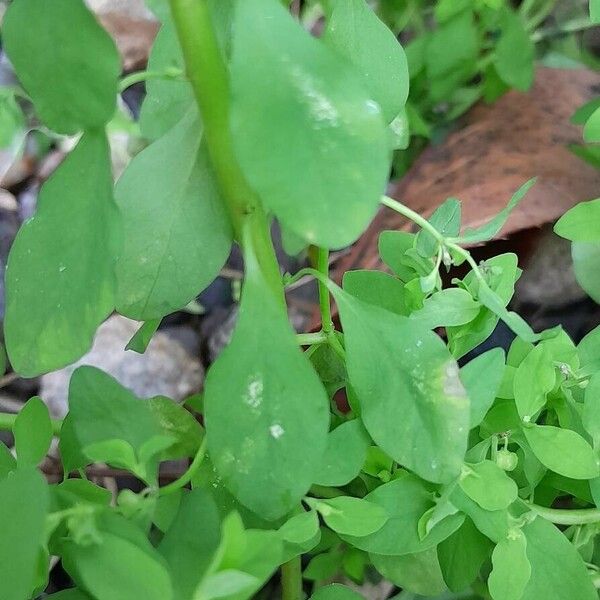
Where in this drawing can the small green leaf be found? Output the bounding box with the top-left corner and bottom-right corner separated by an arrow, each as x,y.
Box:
0,468 -> 49,600
115,110 -> 232,320
458,180 -> 536,245
313,420 -> 370,487
278,510 -> 320,546
310,584 -> 363,600
583,373 -> 600,449
416,198 -> 461,257
513,344 -> 555,419
378,231 -> 416,281
584,106 -> 600,143
329,283 -> 469,484
461,348 -> 505,428
438,517 -> 492,592
204,247 -> 329,520
139,15 -> 193,141
158,489 -> 221,599
410,288 -> 480,329
0,89 -> 25,149
3,0 -> 119,133
63,531 -> 173,600
555,199 -> 600,242
195,570 -> 259,599
488,530 -> 531,600
5,133 -> 119,376
521,518 -> 597,600
523,425 -> 599,480
307,496 -> 388,536
341,473 -> 465,555
0,443 -> 16,479
14,396 -> 53,467
126,319 -> 162,354
343,270 -> 408,315
371,549 -> 446,596
230,0 -> 389,249
572,241 -> 600,303
323,0 -> 409,122
459,461 -> 518,511
494,10 -> 534,91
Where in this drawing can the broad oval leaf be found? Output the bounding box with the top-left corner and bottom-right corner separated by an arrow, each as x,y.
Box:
459,461 -> 518,512
204,249 -> 329,520
308,496 -> 388,537
410,288 -> 481,330
555,198 -> 600,242
341,473 -> 465,555
3,0 -> 119,134
115,110 -> 232,320
343,270 -> 408,315
310,584 -> 363,600
523,425 -> 599,480
14,396 -> 53,467
0,468 -> 49,600
323,0 -> 409,122
488,530 -> 531,600
513,344 -> 555,419
329,283 -> 469,483
5,132 -> 120,376
230,0 -> 389,249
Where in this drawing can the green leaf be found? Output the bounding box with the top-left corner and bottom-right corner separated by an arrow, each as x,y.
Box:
371,549 -> 446,596
461,348 -> 505,428
583,373 -> 600,449
343,270 -> 408,315
572,241 -> 600,302
14,397 -> 53,467
204,248 -> 329,520
521,517 -> 596,600
592,0 -> 600,23
278,510 -> 320,546
584,106 -> 600,143
195,570 -> 259,600
459,461 -> 518,511
148,396 -> 203,460
323,0 -> 409,122
65,366 -> 164,477
63,531 -> 173,600
5,132 -> 119,377
425,12 -> 478,102
378,231 -> 417,281
3,0 -> 119,134
513,344 -> 555,419
0,468 -> 49,600
313,420 -> 370,487
458,180 -> 536,245
45,590 -> 93,600
448,254 -> 521,358
494,10 -> 534,91
158,489 -> 221,599
0,89 -> 25,149
310,584 -> 363,600
341,473 -> 465,555
126,319 -> 162,354
555,199 -> 600,242
438,517 -> 492,592
0,442 -> 16,479
139,16 -> 193,141
307,496 -> 388,536
416,198 -> 461,257
230,0 -> 389,249
488,530 -> 531,600
329,283 -> 469,484
115,110 -> 232,320
523,425 -> 599,480
410,288 -> 480,329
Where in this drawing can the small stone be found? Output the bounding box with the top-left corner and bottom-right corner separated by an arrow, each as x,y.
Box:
40,315 -> 204,418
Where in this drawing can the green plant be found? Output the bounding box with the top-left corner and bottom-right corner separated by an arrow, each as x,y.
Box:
2,1 -> 600,599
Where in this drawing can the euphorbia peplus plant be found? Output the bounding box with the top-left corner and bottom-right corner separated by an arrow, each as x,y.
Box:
3,1 -> 600,599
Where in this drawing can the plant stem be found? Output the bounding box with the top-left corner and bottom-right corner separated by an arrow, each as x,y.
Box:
381,195 -> 444,243
527,503 -> 600,525
118,68 -> 184,92
281,555 -> 303,600
0,411 -> 62,436
159,438 -> 207,496
297,332 -> 328,346
316,248 -> 333,334
169,0 -> 283,302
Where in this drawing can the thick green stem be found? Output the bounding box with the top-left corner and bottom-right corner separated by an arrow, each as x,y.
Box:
527,503 -> 600,526
0,411 -> 62,436
169,0 -> 283,301
281,555 -> 303,600
160,438 -> 207,496
316,248 -> 333,334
